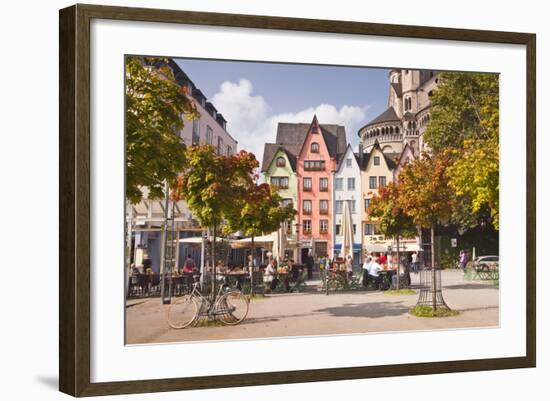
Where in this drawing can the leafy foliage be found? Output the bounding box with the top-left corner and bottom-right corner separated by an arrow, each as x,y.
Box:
397,153 -> 457,228
368,182 -> 417,239
225,183 -> 296,238
125,57 -> 199,203
424,72 -> 499,153
423,72 -> 499,229
176,146 -> 258,229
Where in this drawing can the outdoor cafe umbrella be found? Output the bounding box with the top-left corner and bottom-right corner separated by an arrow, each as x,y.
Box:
341,200 -> 354,259
272,229 -> 280,263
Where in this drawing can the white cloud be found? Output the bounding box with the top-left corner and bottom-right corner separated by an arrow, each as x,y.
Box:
211,79 -> 369,163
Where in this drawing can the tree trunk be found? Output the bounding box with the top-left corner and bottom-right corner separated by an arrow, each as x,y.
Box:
212,224 -> 217,300
250,234 -> 255,296
431,223 -> 437,311
396,227 -> 400,291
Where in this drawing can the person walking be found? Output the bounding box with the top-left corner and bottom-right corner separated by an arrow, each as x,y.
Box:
306,251 -> 314,280
411,251 -> 418,273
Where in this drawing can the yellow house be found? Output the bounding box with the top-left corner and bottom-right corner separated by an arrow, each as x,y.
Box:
360,142 -> 398,253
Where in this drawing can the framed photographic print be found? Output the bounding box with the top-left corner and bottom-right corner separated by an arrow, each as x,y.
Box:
59,3 -> 536,397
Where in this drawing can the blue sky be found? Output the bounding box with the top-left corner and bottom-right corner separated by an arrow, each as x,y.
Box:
175,58 -> 390,160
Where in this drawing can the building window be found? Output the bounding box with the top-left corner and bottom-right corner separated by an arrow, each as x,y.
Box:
217,137 -> 224,155
319,200 -> 329,214
311,142 -> 320,153
226,146 -> 232,156
320,220 -> 329,234
348,200 -> 356,214
353,224 -> 357,234
271,176 -> 289,189
304,160 -> 325,171
373,156 -> 380,166
206,125 -> 213,145
192,119 -> 200,145
319,178 -> 328,192
303,177 -> 312,191
379,176 -> 387,188
335,200 -> 343,214
335,224 -> 341,235
303,220 -> 312,234
364,198 -> 371,211
282,198 -> 293,208
369,176 -> 377,189
311,126 -> 318,134
346,158 -> 352,167
335,178 -> 343,191
303,200 -> 312,214
364,223 -> 374,235
276,156 -> 286,167
347,177 -> 355,190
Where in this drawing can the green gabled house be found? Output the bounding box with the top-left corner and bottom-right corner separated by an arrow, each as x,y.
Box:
261,143 -> 298,260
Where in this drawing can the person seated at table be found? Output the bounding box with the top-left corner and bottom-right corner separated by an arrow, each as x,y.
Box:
263,256 -> 279,292
362,256 -> 372,287
368,257 -> 383,290
182,254 -> 196,273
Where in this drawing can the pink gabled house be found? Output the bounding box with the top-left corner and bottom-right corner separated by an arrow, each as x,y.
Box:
291,116 -> 347,262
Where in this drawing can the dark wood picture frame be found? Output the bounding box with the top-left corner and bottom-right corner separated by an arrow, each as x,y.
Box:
59,3 -> 536,397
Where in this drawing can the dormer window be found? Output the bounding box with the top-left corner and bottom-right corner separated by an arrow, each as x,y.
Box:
311,142 -> 320,153
276,157 -> 286,167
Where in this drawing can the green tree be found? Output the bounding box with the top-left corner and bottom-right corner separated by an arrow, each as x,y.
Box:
368,182 -> 417,290
424,72 -> 499,153
176,146 -> 261,297
125,57 -> 199,203
226,183 -> 296,293
398,153 -> 457,310
423,71 -> 499,229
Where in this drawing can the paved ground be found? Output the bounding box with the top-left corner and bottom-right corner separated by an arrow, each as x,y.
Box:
125,269 -> 499,344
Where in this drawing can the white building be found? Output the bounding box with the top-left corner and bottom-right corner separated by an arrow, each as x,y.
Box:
168,59 -> 238,155
127,60 -> 238,273
332,145 -> 363,268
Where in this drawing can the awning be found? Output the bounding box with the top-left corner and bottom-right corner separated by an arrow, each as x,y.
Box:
365,243 -> 388,253
230,234 -> 275,249
334,244 -> 361,252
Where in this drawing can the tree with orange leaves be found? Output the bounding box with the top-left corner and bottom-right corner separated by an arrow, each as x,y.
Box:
398,153 -> 457,310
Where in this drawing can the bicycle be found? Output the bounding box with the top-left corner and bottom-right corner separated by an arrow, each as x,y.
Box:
167,277 -> 249,329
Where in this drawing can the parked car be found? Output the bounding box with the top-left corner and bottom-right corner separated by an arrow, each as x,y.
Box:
473,255 -> 499,270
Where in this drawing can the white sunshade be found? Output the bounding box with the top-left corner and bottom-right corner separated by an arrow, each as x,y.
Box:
231,234 -> 275,249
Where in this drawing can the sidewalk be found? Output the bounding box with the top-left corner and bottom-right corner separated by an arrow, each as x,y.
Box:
125,270 -> 499,344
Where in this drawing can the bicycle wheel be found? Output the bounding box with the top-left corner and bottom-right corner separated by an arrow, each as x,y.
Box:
167,295 -> 198,329
217,291 -> 249,325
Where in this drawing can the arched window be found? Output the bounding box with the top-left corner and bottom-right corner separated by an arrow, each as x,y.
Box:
311,142 -> 320,153
395,127 -> 399,134
276,156 -> 286,167
390,126 -> 394,134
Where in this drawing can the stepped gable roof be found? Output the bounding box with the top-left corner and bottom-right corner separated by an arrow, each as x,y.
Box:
261,143 -> 297,172
273,120 -> 347,159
